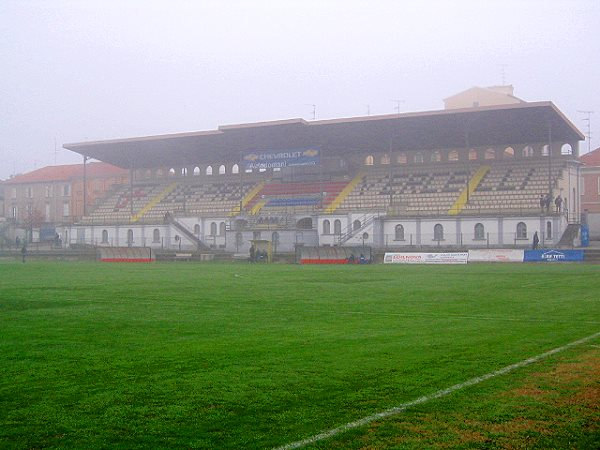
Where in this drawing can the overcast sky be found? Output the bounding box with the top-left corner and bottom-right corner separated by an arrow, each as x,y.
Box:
1,0 -> 599,180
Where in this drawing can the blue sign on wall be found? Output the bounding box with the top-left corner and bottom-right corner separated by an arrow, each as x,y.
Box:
243,148 -> 320,170
524,249 -> 584,262
580,225 -> 590,247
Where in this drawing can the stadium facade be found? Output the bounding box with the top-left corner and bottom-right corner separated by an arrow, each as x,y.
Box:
3,87 -> 585,254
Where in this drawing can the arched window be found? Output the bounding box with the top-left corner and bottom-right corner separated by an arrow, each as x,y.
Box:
561,144 -> 572,155
219,165 -> 226,175
395,224 -> 404,241
127,229 -> 134,244
546,221 -> 552,239
193,224 -> 200,235
448,150 -> 459,162
503,147 -> 514,158
468,149 -> 478,161
232,164 -> 239,174
474,223 -> 485,240
181,168 -> 188,176
484,148 -> 496,160
522,146 -> 534,157
364,155 -> 374,166
431,151 -> 442,162
353,219 -> 361,231
433,224 -> 444,241
193,166 -> 200,176
516,222 -> 527,239
219,222 -> 226,236
334,219 -> 342,235
272,231 -> 280,248
101,229 -> 109,243
323,219 -> 331,235
153,228 -> 160,243
235,232 -> 243,248
210,222 -> 217,236
206,166 -> 213,175
542,145 -> 550,157
414,152 -> 424,164
168,168 -> 176,176
381,154 -> 390,165
397,153 -> 408,164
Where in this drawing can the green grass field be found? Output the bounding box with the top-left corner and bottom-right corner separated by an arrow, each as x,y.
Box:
0,260 -> 599,449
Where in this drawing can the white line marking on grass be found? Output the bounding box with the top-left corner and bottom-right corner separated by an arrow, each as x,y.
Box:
274,330 -> 600,450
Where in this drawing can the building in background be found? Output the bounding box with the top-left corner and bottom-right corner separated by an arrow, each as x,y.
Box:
580,147 -> 600,239
1,162 -> 128,242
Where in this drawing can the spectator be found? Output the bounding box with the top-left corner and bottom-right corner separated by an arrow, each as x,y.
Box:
532,231 -> 539,250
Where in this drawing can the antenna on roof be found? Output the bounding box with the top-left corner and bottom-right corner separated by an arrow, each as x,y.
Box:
305,104 -> 316,120
499,64 -> 508,85
391,99 -> 404,115
577,110 -> 594,153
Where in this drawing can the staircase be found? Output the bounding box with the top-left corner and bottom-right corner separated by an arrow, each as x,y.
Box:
557,223 -> 580,247
448,165 -> 490,215
335,213 -> 377,246
166,215 -> 211,251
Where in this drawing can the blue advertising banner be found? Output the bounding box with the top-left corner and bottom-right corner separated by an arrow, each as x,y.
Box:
243,148 -> 320,170
523,249 -> 584,262
580,225 -> 590,247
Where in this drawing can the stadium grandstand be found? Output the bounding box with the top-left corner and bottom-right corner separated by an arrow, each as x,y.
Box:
56,87 -> 584,255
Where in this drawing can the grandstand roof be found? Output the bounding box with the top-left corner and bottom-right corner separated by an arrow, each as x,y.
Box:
63,102 -> 584,169
3,162 -> 127,184
580,147 -> 600,166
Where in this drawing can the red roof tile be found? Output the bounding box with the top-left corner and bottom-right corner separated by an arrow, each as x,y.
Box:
580,147 -> 600,166
3,162 -> 127,184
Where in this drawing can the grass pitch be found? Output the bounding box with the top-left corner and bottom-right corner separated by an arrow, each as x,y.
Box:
0,260 -> 598,449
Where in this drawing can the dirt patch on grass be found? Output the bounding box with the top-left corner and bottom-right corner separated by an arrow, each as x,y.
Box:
352,347 -> 600,449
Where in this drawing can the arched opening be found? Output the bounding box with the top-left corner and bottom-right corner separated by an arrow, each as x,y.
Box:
414,152 -> 424,164
484,148 -> 496,160
193,166 -> 200,176
433,224 -> 444,241
153,228 -> 160,243
431,151 -> 442,162
468,149 -> 478,161
168,168 -> 176,176
516,222 -> 527,239
206,166 -> 213,175
323,219 -> 331,234
334,219 -> 342,235
297,217 -> 313,229
232,164 -> 239,174
397,153 -> 408,164
364,155 -> 374,166
381,154 -> 390,165
193,224 -> 200,235
181,168 -> 188,176
522,146 -> 534,157
219,222 -> 226,236
127,229 -> 134,245
272,231 -> 280,252
448,150 -> 459,162
219,165 -> 226,175
353,219 -> 361,231
561,144 -> 572,155
101,229 -> 109,243
395,224 -> 404,241
210,222 -> 217,236
503,147 -> 514,158
546,221 -> 552,239
474,223 -> 485,240
542,145 -> 550,157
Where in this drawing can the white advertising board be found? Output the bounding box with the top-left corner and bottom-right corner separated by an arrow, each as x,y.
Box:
468,249 -> 524,263
384,252 -> 469,264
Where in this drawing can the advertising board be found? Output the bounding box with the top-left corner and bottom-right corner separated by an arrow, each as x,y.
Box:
468,249 -> 524,262
523,249 -> 584,262
384,252 -> 468,264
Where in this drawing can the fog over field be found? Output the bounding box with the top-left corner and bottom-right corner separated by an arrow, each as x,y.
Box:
1,0 -> 599,180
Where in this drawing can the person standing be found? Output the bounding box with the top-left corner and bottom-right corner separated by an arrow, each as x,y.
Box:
249,244 -> 256,263
21,244 -> 27,263
532,231 -> 540,250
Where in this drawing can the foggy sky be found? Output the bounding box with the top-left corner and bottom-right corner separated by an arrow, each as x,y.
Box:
1,0 -> 599,180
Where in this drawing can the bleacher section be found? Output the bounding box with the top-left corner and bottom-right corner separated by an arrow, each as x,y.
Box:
79,160 -> 569,224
